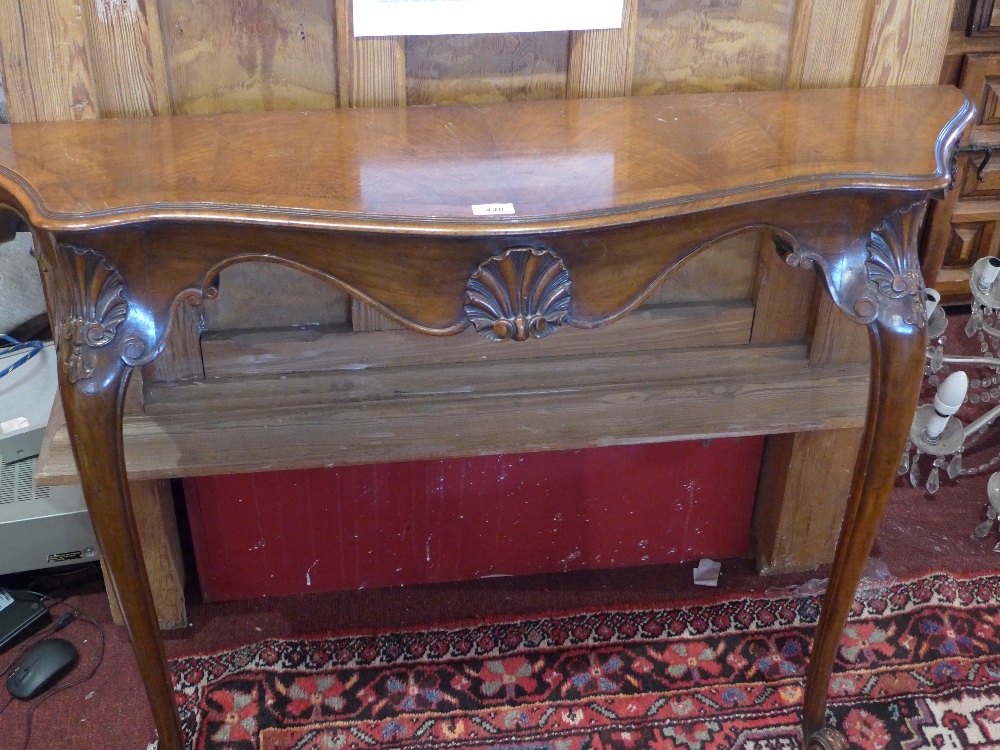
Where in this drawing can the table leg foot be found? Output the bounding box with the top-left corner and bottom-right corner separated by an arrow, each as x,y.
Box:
806,727 -> 847,750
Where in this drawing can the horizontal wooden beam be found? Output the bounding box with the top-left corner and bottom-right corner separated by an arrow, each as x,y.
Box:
201,301 -> 755,377
37,339 -> 868,485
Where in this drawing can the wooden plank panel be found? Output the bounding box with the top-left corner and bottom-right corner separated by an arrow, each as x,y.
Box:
0,0 -> 98,123
631,0 -> 796,96
161,0 -> 338,114
201,301 -> 756,377
405,33 -> 568,105
566,0 -> 639,99
785,0 -> 876,88
335,0 -> 405,107
80,0 -> 170,117
861,0 -> 955,87
37,354 -> 869,484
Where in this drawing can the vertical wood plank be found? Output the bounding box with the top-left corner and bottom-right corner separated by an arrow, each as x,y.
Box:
101,479 -> 187,630
749,237 -> 816,344
861,0 -> 956,87
785,0 -> 877,89
335,0 -> 405,108
351,299 -> 403,332
80,0 -> 170,117
0,0 -> 99,123
566,0 -> 639,98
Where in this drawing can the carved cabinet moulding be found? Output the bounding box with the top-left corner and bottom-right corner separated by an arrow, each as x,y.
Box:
465,246 -> 571,341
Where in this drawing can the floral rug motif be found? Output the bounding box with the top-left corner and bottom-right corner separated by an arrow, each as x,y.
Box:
169,573 -> 1000,749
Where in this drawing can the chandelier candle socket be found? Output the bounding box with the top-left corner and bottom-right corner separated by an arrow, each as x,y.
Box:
925,288 -> 941,319
926,372 -> 969,441
978,257 -> 1000,293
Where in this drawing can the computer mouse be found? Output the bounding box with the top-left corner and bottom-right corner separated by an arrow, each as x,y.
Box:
5,637 -> 78,700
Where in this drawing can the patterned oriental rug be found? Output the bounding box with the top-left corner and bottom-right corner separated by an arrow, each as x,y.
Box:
169,572 -> 1000,750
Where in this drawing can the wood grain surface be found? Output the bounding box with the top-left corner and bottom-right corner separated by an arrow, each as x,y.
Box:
0,0 -> 98,123
161,0 -> 338,114
0,87 -> 969,232
632,0 -> 795,96
406,33 -> 568,105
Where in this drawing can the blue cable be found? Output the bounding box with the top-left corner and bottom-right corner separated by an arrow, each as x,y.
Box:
0,334 -> 43,380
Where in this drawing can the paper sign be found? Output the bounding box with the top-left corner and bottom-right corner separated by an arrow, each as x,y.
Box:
353,0 -> 625,37
0,591 -> 13,612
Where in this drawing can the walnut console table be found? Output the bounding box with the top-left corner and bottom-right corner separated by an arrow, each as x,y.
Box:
0,87 -> 972,749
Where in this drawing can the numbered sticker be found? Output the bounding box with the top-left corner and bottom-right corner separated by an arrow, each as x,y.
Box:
472,203 -> 516,216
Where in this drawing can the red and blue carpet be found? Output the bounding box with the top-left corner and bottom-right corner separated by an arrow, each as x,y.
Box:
168,571 -> 1000,749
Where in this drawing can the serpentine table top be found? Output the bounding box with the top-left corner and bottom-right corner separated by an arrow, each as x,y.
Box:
0,86 -> 973,749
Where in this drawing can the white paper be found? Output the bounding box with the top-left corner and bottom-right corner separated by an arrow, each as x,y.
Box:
0,590 -> 13,612
354,0 -> 624,37
693,558 -> 722,587
471,203 -> 515,216
0,417 -> 28,434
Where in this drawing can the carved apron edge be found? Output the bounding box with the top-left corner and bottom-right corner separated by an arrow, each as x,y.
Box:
776,202 -> 929,331
52,243 -> 215,385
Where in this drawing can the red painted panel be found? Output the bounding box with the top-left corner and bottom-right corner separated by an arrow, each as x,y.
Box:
183,438 -> 764,602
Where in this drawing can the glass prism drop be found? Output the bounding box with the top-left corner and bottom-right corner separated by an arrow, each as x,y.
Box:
898,449 -> 910,477
926,466 -> 940,495
948,453 -> 962,480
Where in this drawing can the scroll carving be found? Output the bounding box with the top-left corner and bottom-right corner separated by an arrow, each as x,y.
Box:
57,244 -> 131,383
776,203 -> 928,329
465,246 -> 571,341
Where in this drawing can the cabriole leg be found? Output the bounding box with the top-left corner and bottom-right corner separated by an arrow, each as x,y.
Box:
38,240 -> 186,750
792,205 -> 929,747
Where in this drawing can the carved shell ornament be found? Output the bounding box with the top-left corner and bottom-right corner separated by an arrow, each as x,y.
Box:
855,208 -> 927,327
465,246 -> 571,341
60,245 -> 130,383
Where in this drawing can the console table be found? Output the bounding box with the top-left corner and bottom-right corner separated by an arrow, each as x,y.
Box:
0,86 -> 972,749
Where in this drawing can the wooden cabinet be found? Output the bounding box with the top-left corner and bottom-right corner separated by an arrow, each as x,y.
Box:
924,1 -> 1000,303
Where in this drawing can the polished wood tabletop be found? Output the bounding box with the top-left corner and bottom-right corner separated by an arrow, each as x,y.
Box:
0,86 -> 971,232
0,86 -> 974,750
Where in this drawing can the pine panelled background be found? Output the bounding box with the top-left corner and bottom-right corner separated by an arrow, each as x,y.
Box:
0,0 -> 956,600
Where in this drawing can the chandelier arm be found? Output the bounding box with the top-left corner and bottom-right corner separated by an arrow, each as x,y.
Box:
965,402 -> 1000,438
939,354 -> 1000,367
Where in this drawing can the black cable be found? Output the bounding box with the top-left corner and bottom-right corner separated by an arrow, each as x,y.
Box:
0,691 -> 13,719
0,594 -> 106,750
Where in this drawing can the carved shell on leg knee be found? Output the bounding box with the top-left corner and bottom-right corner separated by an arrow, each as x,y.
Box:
465,246 -> 571,341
